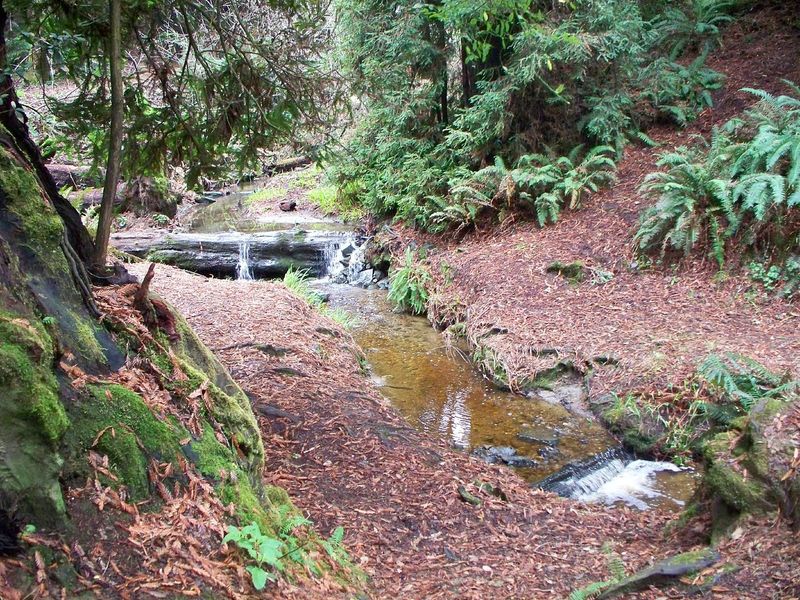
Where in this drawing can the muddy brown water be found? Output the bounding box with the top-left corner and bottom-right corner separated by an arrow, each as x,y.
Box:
324,285 -> 699,510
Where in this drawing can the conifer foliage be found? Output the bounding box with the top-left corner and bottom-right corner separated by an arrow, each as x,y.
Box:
331,0 -> 743,232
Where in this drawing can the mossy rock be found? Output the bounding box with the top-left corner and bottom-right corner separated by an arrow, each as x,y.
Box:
61,384 -> 185,500
0,146 -> 120,371
545,260 -> 585,285
702,431 -> 770,513
0,314 -> 68,527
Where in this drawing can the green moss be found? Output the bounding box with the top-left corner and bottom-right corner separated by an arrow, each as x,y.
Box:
623,429 -> 658,454
0,314 -> 68,526
546,260 -> 586,285
702,432 -> 769,513
93,427 -> 149,498
73,318 -> 108,365
0,318 -> 68,442
63,383 -> 185,500
524,365 -> 567,391
0,150 -> 63,251
191,424 -> 237,479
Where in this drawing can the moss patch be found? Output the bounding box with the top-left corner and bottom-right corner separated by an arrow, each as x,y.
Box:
0,313 -> 68,526
62,383 -> 185,500
546,260 -> 585,285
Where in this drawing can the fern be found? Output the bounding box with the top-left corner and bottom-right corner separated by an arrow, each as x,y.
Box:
635,138 -> 734,265
388,248 -> 431,315
651,0 -> 737,60
698,352 -> 791,413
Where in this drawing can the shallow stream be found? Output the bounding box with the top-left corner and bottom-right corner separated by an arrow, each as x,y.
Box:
186,197 -> 699,510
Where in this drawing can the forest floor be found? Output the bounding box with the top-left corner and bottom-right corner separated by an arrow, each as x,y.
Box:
121,263 -> 798,599
395,5 -> 800,416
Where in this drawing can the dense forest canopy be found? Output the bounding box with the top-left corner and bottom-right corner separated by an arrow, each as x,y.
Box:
9,0 -> 340,183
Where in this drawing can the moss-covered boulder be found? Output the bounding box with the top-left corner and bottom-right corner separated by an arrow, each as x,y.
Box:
701,396 -> 799,530
0,314 -> 68,526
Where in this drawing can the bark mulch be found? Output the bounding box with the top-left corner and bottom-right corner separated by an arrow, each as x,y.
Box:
123,263 -> 799,599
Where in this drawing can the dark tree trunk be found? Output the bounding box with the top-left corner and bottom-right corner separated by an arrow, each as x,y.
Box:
461,42 -> 474,106
0,1 -> 95,266
93,0 -> 124,269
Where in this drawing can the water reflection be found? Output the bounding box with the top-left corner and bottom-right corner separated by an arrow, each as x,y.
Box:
324,285 -> 615,482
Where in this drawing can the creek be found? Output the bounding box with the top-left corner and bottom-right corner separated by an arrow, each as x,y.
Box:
126,189 -> 699,510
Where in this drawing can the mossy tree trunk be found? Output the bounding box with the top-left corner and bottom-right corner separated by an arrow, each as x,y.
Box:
0,0 -> 95,267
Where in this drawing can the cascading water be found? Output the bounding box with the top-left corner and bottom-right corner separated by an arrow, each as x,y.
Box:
236,240 -> 254,281
535,447 -> 691,510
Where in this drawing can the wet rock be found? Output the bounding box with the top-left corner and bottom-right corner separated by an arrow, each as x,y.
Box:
537,445 -> 560,460
47,163 -> 103,189
471,446 -> 538,468
534,447 -> 633,497
355,268 -> 375,287
111,230 -> 351,279
517,426 -> 560,446
123,176 -> 177,218
532,384 -> 590,417
340,242 -> 356,258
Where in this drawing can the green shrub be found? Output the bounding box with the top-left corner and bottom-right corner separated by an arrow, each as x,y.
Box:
635,135 -> 735,266
651,0 -> 737,60
388,248 -> 430,315
331,0 -> 731,230
635,82 -> 800,272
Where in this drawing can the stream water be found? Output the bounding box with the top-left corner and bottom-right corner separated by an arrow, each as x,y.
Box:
186,197 -> 699,511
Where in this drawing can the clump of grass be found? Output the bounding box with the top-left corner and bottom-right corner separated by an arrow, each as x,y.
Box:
282,268 -> 357,329
308,184 -> 364,221
295,166 -> 320,189
245,187 -> 283,205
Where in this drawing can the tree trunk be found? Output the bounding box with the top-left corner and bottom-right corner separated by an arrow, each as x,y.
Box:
461,42 -> 474,106
93,0 -> 124,269
0,0 -> 95,266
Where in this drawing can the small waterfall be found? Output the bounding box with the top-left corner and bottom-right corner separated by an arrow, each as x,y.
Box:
236,240 -> 254,281
535,447 -> 686,510
323,235 -> 369,283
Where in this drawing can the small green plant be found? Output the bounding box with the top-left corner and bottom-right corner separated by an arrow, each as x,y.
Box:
698,352 -> 796,413
115,215 -> 128,229
282,268 -> 358,328
321,526 -> 348,567
748,261 -> 783,291
223,522 -> 286,590
388,248 -> 430,315
152,213 -> 170,226
569,542 -> 627,599
283,267 -> 325,305
41,315 -> 56,326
